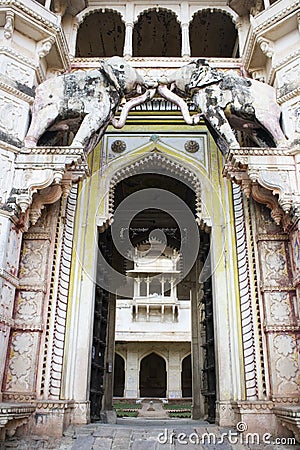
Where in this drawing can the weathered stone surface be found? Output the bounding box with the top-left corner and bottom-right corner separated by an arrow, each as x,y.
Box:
159,60 -> 288,153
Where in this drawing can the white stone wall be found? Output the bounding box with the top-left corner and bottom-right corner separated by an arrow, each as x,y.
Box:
115,299 -> 191,342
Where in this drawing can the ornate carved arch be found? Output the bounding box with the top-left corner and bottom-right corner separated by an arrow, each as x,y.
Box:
101,150 -> 202,230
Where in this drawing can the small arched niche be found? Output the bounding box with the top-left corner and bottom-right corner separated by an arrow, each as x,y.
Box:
133,8 -> 181,57
76,10 -> 125,57
190,10 -> 237,57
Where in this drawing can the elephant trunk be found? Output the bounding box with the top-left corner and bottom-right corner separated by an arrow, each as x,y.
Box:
157,84 -> 194,125
111,89 -> 156,129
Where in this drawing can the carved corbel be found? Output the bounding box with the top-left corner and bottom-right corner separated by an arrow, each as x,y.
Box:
4,11 -> 14,39
38,36 -> 55,59
29,184 -> 62,225
224,163 -> 253,198
251,183 -> 284,225
257,170 -> 293,214
249,68 -> 266,83
52,0 -> 67,16
257,36 -> 274,58
12,147 -> 85,219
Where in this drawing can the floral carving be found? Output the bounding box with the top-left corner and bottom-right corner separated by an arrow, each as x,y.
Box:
184,140 -> 200,153
261,242 -> 289,286
6,333 -> 34,391
111,140 -> 126,153
19,241 -> 49,281
276,358 -> 298,381
274,335 -> 295,356
15,292 -> 41,322
270,293 -> 290,323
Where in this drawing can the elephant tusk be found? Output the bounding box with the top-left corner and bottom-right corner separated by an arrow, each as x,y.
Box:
111,89 -> 156,129
157,84 -> 194,125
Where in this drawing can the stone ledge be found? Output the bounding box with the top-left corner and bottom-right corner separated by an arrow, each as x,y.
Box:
274,406 -> 300,443
0,402 -> 35,441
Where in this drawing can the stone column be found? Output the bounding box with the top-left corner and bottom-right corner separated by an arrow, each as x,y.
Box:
181,23 -> 191,58
124,346 -> 139,398
168,350 -> 181,399
124,22 -> 133,58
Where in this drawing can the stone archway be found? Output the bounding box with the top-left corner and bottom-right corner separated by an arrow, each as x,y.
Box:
139,353 -> 167,398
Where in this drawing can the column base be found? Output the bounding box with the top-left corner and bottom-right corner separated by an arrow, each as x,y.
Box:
27,400 -> 75,437
100,409 -> 117,424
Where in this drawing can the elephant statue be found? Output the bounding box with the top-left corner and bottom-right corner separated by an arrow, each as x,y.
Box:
158,59 -> 288,153
24,56 -> 156,153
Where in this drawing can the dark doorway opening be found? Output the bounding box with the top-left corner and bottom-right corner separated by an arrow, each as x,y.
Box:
181,354 -> 192,397
90,168 -> 216,422
139,353 -> 167,397
113,353 -> 125,397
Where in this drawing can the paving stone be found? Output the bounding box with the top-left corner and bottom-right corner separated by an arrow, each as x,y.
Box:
92,437 -> 113,449
71,434 -> 95,450
4,420 -> 297,450
131,439 -> 158,450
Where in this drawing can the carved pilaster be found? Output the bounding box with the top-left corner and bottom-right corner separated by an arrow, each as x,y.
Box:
2,202 -> 61,401
253,203 -> 299,404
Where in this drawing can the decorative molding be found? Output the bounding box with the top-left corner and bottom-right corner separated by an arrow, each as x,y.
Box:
4,11 -> 14,40
274,406 -> 300,443
277,87 -> 300,105
109,150 -> 202,218
225,147 -> 300,224
0,76 -> 33,104
264,325 -> 300,333
29,185 -> 62,225
257,37 -> 274,58
243,1 -> 300,70
232,184 -> 258,399
48,187 -> 77,399
0,267 -> 19,288
256,233 -> 289,241
261,286 -> 295,292
12,146 -> 86,223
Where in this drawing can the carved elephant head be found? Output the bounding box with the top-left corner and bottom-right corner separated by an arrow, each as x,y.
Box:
158,60 -> 288,152
24,57 -> 155,152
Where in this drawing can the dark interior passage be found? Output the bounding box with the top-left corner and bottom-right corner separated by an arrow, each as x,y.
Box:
139,353 -> 167,397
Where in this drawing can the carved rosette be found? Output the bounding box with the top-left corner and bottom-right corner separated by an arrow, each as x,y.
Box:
111,140 -> 126,153
184,140 -> 200,153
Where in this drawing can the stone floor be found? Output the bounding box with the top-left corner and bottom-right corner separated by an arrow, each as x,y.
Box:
2,418 -> 298,450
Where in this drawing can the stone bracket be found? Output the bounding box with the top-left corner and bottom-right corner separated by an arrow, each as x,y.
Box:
11,146 -> 88,226
224,147 -> 300,227
274,407 -> 300,443
0,403 -> 35,440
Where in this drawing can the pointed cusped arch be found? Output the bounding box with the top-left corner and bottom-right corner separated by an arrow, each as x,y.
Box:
109,150 -> 201,212
133,7 -> 181,57
189,8 -> 238,58
96,140 -> 216,232
76,8 -> 125,57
